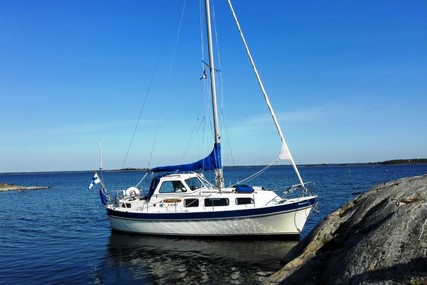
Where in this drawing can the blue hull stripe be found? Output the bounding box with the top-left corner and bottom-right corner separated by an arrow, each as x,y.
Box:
107,197 -> 316,221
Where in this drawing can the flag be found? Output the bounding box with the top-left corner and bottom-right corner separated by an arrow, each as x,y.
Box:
88,172 -> 101,190
99,187 -> 108,205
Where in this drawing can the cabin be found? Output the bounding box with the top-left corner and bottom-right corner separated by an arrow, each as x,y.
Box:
113,172 -> 281,213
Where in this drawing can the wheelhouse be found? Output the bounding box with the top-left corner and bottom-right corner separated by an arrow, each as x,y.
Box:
147,173 -> 212,202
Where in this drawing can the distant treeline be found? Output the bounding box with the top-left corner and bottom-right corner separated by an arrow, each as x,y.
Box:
116,167 -> 148,172
114,159 -> 427,171
373,159 -> 427,165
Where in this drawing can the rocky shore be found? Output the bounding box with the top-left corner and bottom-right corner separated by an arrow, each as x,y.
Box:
0,183 -> 49,191
265,174 -> 427,285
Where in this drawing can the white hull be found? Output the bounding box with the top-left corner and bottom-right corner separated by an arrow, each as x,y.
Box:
108,204 -> 314,237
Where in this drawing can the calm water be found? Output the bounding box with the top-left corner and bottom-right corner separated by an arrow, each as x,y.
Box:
0,164 -> 426,284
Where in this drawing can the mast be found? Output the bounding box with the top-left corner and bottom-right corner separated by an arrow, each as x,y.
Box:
204,0 -> 224,188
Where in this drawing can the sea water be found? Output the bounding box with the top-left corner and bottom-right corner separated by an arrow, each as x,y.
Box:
0,164 -> 426,284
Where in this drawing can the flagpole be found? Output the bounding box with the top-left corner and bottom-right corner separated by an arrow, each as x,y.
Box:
98,139 -> 107,191
99,139 -> 103,170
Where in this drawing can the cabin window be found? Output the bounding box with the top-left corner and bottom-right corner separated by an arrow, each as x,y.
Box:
184,198 -> 199,208
158,181 -> 175,193
236,197 -> 254,205
185,177 -> 204,190
205,198 -> 229,207
159,181 -> 187,193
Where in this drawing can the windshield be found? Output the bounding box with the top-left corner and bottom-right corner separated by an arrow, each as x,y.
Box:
184,177 -> 206,190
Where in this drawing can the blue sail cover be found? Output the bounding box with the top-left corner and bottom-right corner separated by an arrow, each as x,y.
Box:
151,143 -> 222,172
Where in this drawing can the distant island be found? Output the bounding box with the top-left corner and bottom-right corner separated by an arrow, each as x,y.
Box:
114,167 -> 149,172
372,158 -> 427,165
303,158 -> 427,167
0,183 -> 49,192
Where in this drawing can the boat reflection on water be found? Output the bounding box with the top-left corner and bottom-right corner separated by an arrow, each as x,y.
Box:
101,232 -> 297,284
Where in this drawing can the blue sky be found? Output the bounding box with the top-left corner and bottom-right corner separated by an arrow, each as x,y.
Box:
0,0 -> 426,173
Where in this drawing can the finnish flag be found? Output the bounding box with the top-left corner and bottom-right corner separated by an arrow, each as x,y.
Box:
88,172 -> 101,190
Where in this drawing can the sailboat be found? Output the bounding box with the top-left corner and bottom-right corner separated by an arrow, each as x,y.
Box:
98,0 -> 317,237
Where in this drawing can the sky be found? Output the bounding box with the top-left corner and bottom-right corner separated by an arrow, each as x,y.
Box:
0,0 -> 426,173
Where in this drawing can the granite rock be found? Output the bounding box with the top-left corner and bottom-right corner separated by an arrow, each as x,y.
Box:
265,174 -> 427,285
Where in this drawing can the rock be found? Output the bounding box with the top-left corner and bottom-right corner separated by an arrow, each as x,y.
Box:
0,182 -> 49,191
265,174 -> 427,285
